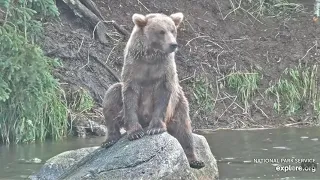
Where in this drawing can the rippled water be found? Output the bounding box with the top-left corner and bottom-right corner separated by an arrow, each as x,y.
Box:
0,137 -> 105,179
202,127 -> 320,179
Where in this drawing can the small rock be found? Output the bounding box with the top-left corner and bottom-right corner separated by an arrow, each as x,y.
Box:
18,158 -> 42,164
30,158 -> 42,164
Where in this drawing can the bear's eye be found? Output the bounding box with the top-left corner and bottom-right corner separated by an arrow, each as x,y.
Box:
171,30 -> 175,34
159,30 -> 165,35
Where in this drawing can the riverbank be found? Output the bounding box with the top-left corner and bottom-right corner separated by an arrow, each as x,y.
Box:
42,0 -> 320,134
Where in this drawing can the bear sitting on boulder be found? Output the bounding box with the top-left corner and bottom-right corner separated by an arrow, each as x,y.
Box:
101,12 -> 205,169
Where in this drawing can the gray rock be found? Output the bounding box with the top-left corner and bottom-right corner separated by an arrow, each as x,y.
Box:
72,115 -> 108,138
30,132 -> 219,180
29,147 -> 99,180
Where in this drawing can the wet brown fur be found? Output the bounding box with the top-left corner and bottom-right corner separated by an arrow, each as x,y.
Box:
101,12 -> 205,169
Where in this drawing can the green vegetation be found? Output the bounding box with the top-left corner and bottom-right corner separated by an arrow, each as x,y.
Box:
67,88 -> 95,113
266,64 -> 319,116
188,63 -> 319,123
227,0 -> 303,19
190,77 -> 215,112
226,70 -> 260,112
249,0 -> 303,16
189,70 -> 260,114
0,0 -> 68,144
66,87 -> 95,136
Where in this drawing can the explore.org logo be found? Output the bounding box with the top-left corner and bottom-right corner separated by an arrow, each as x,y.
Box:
275,164 -> 317,173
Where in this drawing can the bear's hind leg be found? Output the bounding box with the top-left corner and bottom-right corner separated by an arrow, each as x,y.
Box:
167,96 -> 205,169
101,83 -> 123,148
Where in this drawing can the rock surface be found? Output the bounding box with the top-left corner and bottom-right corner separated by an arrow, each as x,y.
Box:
72,115 -> 108,138
30,133 -> 219,180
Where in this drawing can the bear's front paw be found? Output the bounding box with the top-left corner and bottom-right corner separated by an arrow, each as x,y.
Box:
189,160 -> 205,169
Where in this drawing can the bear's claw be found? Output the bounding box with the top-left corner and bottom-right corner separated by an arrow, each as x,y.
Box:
101,137 -> 119,148
146,128 -> 166,135
128,130 -> 145,141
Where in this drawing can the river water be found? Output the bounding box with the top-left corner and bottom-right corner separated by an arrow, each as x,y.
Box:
0,137 -> 104,179
0,127 -> 319,179
204,127 -> 319,179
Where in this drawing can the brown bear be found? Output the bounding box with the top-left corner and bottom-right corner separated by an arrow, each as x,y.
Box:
101,12 -> 205,169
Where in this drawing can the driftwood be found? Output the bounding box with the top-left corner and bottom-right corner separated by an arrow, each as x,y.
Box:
78,0 -> 129,36
62,0 -> 129,44
79,0 -> 130,36
61,0 -> 124,83
62,0 -> 109,44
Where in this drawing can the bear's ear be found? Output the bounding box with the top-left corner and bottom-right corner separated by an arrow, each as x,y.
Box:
132,14 -> 147,27
170,12 -> 184,27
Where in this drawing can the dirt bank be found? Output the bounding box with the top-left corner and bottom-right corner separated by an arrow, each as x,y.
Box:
43,0 -> 320,132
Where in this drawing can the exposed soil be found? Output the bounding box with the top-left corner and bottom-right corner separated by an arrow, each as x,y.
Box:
43,0 -> 320,131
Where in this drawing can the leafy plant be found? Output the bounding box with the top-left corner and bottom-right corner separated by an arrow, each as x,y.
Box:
0,0 -> 67,144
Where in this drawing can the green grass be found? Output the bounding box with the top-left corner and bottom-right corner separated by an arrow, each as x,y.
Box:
226,70 -> 261,112
227,0 -> 303,19
190,77 -> 215,112
266,64 -> 319,116
253,0 -> 303,16
314,100 -> 320,120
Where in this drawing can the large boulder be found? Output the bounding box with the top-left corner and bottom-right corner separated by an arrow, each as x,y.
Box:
30,132 -> 219,180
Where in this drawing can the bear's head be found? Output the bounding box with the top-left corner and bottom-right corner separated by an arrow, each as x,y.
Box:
132,12 -> 184,54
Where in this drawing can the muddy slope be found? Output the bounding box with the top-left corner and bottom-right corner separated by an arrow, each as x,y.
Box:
44,0 -> 320,130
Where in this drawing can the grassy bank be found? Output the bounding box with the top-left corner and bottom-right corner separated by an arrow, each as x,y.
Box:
266,64 -> 319,116
189,64 -> 320,128
0,0 -> 318,144
187,0 -> 320,128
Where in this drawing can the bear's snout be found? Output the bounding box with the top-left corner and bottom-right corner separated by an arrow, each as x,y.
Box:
169,43 -> 178,52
